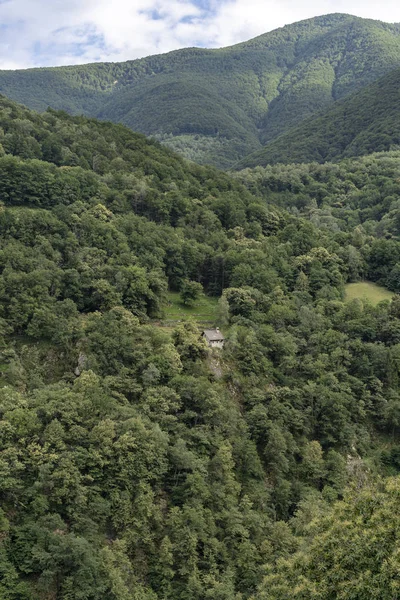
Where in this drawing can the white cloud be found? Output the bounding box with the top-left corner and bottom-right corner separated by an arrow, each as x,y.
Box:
0,0 -> 400,69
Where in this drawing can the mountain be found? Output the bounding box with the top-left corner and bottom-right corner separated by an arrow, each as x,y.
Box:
2,14 -> 400,167
237,66 -> 400,167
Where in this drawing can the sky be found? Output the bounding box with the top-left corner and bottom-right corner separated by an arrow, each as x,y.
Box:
1,0 -> 400,69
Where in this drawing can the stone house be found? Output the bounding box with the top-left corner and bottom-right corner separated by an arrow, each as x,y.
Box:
203,328 -> 225,349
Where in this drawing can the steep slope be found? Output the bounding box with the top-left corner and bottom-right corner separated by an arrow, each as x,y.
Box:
2,14 -> 400,167
238,150 -> 400,241
2,94 -> 400,599
237,66 -> 400,167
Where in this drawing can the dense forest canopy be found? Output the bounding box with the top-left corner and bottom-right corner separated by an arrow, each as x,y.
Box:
0,81 -> 400,599
238,151 -> 400,240
2,14 -> 400,167
237,67 -> 400,168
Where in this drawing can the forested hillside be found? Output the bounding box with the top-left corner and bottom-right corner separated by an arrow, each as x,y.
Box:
238,67 -> 400,167
2,14 -> 400,167
1,95 -> 400,598
239,151 -> 400,244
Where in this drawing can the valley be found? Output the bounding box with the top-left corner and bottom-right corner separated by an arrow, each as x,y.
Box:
1,13 -> 400,599
3,14 -> 400,168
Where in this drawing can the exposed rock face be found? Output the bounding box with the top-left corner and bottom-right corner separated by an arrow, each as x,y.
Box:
75,353 -> 87,376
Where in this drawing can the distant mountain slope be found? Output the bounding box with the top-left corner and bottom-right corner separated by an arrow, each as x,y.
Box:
2,14 -> 400,167
237,66 -> 400,168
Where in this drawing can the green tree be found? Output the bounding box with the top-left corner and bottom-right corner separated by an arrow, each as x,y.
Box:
180,280 -> 203,306
258,478 -> 400,600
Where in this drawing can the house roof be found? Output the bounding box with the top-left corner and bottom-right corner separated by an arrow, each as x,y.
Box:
203,329 -> 224,342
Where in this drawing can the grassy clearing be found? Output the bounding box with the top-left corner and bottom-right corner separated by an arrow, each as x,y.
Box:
345,281 -> 394,305
162,291 -> 218,325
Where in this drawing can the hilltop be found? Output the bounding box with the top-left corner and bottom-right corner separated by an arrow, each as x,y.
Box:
2,14 -> 400,167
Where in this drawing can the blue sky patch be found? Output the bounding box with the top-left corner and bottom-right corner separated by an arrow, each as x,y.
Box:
0,0 -> 398,69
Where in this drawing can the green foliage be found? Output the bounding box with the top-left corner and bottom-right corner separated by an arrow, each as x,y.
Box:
1,92 -> 400,598
180,280 -> 203,306
2,14 -> 400,167
239,67 -> 400,167
238,151 -> 400,290
257,478 -> 400,599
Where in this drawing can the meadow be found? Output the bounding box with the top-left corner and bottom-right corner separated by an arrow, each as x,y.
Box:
345,281 -> 394,305
162,291 -> 218,325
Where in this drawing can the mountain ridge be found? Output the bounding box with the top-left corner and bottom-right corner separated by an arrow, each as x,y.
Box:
236,65 -> 400,167
2,13 -> 400,167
